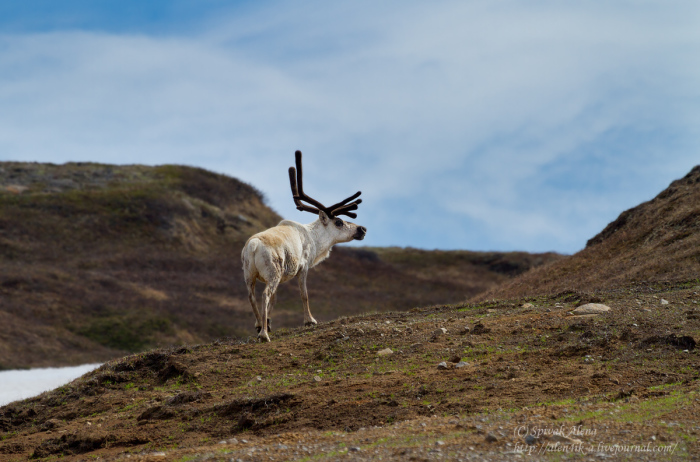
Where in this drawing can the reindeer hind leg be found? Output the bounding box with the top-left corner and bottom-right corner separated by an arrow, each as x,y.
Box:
245,276 -> 263,334
267,292 -> 277,332
259,277 -> 280,342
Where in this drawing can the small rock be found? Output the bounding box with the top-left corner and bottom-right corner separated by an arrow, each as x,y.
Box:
472,322 -> 490,335
377,348 -> 393,356
572,303 -> 611,315
661,299 -> 669,305
437,362 -> 449,370
433,328 -> 448,336
525,434 -> 538,445
449,355 -> 461,363
313,375 -> 322,382
455,361 -> 469,368
549,434 -> 582,445
522,303 -> 534,309
5,185 -> 29,194
485,432 -> 498,442
349,447 -> 361,452
460,327 -> 471,335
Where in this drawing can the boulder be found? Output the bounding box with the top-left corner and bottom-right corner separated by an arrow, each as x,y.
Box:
572,303 -> 611,315
377,348 -> 393,356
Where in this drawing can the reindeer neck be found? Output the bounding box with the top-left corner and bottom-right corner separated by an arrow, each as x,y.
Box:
306,219 -> 336,267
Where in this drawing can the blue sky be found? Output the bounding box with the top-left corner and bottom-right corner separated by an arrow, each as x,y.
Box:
0,1 -> 698,254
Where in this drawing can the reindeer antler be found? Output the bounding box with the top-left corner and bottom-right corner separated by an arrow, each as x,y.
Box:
288,150 -> 362,219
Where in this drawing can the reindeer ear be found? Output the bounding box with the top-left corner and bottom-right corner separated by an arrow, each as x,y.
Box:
319,210 -> 330,225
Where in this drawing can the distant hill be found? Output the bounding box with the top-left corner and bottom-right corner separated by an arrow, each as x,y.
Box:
0,162 -> 561,368
476,165 -> 700,300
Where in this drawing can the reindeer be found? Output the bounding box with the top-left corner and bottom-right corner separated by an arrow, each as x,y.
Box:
241,151 -> 367,342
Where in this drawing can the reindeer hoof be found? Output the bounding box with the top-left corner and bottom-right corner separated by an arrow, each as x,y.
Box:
258,332 -> 271,342
304,321 -> 317,327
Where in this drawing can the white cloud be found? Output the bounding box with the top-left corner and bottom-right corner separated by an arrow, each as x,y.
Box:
0,1 -> 698,252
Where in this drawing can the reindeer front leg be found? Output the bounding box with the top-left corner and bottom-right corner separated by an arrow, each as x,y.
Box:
298,270 -> 317,327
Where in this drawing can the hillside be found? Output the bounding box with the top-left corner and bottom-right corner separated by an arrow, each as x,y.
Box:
476,165 -> 700,301
1,164 -> 699,460
0,162 -> 561,369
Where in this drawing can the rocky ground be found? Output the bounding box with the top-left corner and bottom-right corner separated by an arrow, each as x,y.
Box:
1,282 -> 698,461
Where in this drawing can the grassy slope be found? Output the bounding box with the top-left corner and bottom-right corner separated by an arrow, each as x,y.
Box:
476,165 -> 700,301
0,162 -> 561,369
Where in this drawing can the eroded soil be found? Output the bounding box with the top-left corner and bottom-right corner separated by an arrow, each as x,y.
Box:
1,283 -> 699,461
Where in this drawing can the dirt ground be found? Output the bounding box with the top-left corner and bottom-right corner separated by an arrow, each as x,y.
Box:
1,283 -> 699,461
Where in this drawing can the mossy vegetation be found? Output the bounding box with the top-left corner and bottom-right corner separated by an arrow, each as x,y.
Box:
75,312 -> 174,351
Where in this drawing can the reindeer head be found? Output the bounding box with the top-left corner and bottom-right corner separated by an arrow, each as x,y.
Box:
289,150 -> 367,242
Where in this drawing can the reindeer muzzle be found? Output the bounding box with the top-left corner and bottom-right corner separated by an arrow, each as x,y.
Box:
354,226 -> 367,241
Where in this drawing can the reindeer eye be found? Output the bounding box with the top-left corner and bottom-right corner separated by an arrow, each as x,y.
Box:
334,219 -> 343,227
